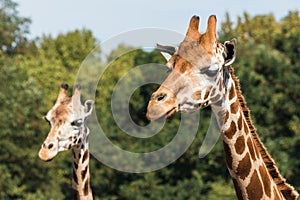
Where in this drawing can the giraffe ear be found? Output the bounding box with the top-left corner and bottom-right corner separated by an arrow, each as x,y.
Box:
223,39 -> 237,67
156,43 -> 177,61
84,100 -> 94,117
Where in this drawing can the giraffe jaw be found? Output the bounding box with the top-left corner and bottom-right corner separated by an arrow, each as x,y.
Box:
147,100 -> 211,121
178,100 -> 210,112
146,105 -> 178,121
165,106 -> 178,119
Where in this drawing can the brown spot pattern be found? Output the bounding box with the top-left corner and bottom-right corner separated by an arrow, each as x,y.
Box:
73,189 -> 80,200
246,170 -> 263,200
259,165 -> 272,198
224,121 -> 236,139
179,62 -> 188,73
73,170 -> 78,184
230,100 -> 239,114
219,78 -> 223,91
84,178 -> 90,196
232,178 -> 243,200
81,167 -> 88,180
237,153 -> 251,180
78,138 -> 82,145
235,135 -> 245,155
83,149 -> 89,162
73,162 -> 78,170
247,137 -> 257,161
243,120 -> 249,135
192,91 -> 201,100
224,110 -> 229,124
211,88 -> 216,96
237,114 -> 243,130
229,84 -> 236,100
223,141 -> 233,170
177,58 -> 191,73
72,151 -> 77,160
204,88 -> 210,100
217,77 -> 221,86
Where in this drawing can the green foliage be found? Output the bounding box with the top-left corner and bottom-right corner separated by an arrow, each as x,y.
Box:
0,0 -> 32,56
0,64 -> 65,199
0,2 -> 299,199
206,178 -> 236,200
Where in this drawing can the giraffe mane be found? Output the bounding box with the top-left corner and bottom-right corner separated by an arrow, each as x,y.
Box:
229,66 -> 299,200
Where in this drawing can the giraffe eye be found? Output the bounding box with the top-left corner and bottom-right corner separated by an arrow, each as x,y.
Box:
71,119 -> 83,127
200,68 -> 218,77
156,93 -> 167,102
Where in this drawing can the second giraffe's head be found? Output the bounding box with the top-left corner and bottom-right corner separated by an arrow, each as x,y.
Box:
39,84 -> 94,161
147,15 -> 237,120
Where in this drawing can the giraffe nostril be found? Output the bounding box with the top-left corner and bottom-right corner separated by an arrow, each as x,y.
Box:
156,93 -> 167,102
48,143 -> 54,149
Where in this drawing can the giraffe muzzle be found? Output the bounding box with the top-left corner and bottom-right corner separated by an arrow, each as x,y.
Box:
38,140 -> 59,161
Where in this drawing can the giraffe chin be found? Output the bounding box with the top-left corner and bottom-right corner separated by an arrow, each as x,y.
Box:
38,148 -> 58,162
147,106 -> 177,121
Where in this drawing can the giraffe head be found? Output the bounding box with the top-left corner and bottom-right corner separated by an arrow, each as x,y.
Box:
39,84 -> 94,161
147,15 -> 237,120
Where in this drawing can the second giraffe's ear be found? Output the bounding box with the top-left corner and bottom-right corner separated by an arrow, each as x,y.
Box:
156,44 -> 177,61
84,100 -> 94,117
223,39 -> 237,66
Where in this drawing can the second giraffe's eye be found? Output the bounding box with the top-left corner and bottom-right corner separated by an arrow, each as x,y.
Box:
200,68 -> 218,77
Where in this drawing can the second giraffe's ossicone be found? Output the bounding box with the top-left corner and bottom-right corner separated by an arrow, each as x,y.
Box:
39,84 -> 94,200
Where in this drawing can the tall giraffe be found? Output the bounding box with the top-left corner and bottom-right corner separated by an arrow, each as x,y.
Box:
146,15 -> 299,200
39,84 -> 94,200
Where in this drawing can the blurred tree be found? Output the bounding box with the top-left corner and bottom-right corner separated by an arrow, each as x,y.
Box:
276,11 -> 300,64
19,29 -> 98,109
55,29 -> 98,69
0,64 -> 66,199
0,0 -> 34,56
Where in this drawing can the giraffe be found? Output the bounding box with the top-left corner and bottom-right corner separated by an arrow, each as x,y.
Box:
146,15 -> 299,200
38,83 -> 94,200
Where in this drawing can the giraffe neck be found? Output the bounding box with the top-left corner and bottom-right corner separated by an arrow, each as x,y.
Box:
211,66 -> 298,200
72,125 -> 93,200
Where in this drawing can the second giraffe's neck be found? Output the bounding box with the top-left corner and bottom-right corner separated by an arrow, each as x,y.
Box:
211,67 -> 298,200
72,125 -> 93,200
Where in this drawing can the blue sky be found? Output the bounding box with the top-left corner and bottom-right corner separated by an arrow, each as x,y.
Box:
16,0 -> 299,43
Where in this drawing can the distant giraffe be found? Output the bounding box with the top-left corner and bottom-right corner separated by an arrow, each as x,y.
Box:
39,84 -> 94,200
146,15 -> 299,200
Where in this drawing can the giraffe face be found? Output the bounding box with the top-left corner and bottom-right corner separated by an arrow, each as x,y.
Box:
146,15 -> 236,120
39,84 -> 94,161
